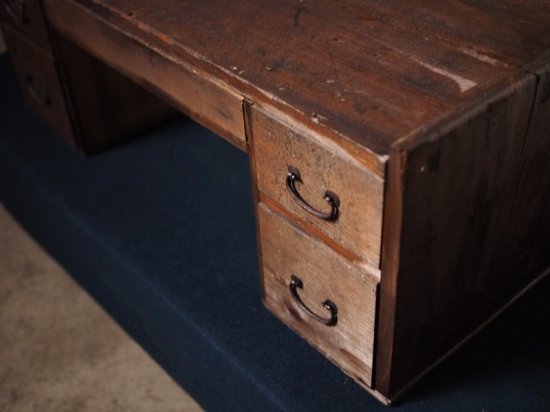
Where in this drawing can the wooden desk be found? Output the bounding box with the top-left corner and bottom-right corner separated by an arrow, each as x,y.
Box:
2,0 -> 549,404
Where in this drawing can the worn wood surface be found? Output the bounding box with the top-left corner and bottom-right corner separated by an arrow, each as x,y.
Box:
0,0 -> 51,51
42,0 -> 550,173
258,204 -> 379,387
44,0 -> 246,150
377,68 -> 550,398
250,104 -> 384,267
2,24 -> 74,145
43,0 -> 247,151
53,34 -> 176,153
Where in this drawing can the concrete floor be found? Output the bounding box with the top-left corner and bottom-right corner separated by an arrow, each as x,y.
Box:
0,207 -> 205,412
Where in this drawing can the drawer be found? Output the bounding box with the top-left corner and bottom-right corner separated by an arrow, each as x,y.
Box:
258,204 -> 379,387
0,0 -> 51,52
250,106 -> 384,266
3,24 -> 74,145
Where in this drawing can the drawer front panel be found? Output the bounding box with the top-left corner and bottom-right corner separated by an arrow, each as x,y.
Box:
3,24 -> 74,144
0,0 -> 51,51
251,106 -> 384,266
259,204 -> 378,387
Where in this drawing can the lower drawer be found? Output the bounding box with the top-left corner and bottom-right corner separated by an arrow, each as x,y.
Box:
2,23 -> 74,145
258,204 -> 379,387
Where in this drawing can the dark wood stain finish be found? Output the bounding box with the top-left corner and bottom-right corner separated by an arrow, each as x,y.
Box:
43,0 -> 248,151
42,0 -> 550,174
377,70 -> 550,398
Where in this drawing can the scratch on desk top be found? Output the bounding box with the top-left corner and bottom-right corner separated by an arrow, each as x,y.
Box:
411,58 -> 478,93
459,47 -> 510,69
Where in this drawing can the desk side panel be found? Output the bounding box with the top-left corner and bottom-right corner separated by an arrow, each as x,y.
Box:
377,67 -> 550,398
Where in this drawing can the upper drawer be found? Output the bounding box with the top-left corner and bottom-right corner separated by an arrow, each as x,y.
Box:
250,106 -> 384,267
0,0 -> 51,52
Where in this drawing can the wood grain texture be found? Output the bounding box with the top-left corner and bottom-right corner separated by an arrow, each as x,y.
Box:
53,33 -> 176,154
250,104 -> 384,267
2,23 -> 74,145
258,204 -> 379,387
42,0 -> 550,173
43,0 -> 247,151
376,67 -> 550,398
0,0 -> 51,52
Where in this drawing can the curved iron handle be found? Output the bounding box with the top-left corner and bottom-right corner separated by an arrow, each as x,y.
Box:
289,275 -> 338,326
25,75 -> 51,106
286,166 -> 340,221
4,0 -> 29,24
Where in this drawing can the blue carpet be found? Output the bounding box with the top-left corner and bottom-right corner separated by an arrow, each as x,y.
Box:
1,53 -> 549,411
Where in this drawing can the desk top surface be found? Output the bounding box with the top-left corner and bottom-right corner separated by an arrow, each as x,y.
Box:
74,0 -> 550,157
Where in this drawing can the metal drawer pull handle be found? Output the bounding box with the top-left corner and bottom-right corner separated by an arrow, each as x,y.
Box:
286,166 -> 340,221
289,275 -> 338,326
25,75 -> 51,107
4,0 -> 29,24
